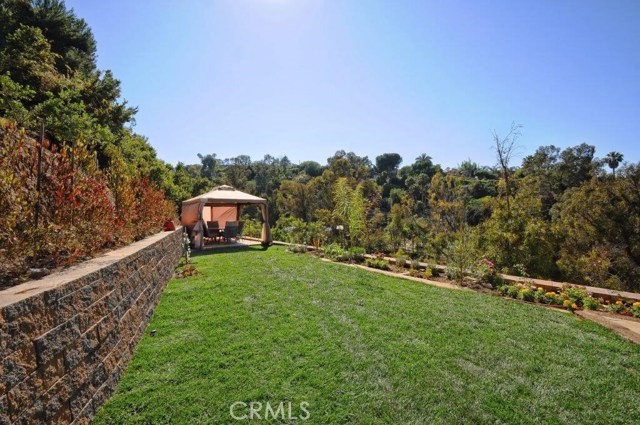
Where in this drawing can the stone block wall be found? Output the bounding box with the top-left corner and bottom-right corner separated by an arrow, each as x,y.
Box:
0,229 -> 182,424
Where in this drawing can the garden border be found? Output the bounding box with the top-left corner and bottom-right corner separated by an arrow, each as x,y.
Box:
246,237 -> 640,303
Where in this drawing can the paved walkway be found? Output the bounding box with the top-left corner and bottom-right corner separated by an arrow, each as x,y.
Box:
576,310 -> 640,344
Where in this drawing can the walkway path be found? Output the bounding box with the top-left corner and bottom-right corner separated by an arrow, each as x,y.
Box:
576,310 -> 640,344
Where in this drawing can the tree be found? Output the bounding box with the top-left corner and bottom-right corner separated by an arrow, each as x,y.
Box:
298,160 -> 323,178
327,150 -> 372,182
375,153 -> 402,175
604,151 -> 624,178
552,164 -> 640,291
479,176 -> 557,277
197,153 -> 219,181
276,180 -> 310,221
493,122 -> 522,213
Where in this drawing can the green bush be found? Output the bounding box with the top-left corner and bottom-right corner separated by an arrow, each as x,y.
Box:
347,247 -> 366,262
583,296 -> 600,311
324,243 -> 347,261
506,285 -> 520,299
365,259 -> 390,271
241,218 -> 263,238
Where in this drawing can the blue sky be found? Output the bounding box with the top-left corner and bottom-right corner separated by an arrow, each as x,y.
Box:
66,0 -> 640,169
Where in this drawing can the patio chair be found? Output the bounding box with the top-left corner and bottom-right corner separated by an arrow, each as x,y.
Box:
201,221 -> 213,244
207,220 -> 221,243
222,222 -> 239,243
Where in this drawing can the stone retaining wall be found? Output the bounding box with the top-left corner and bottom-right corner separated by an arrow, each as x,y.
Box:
0,229 -> 183,424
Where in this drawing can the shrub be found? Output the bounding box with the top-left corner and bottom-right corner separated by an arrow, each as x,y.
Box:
324,243 -> 346,261
408,268 -> 422,278
286,244 -> 307,254
444,232 -> 478,283
347,246 -> 366,262
583,296 -> 600,311
395,256 -> 407,268
506,285 -> 520,299
474,258 -> 497,285
0,120 -> 174,287
241,218 -> 263,238
565,286 -> 589,306
365,259 -> 390,271
631,302 -> 640,318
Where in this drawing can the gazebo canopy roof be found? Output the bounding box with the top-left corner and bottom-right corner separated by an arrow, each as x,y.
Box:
182,185 -> 266,205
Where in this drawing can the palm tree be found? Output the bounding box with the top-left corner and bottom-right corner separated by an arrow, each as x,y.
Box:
604,151 -> 624,178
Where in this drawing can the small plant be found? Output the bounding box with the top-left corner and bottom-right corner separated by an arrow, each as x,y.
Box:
410,259 -> 420,270
365,259 -> 390,271
182,231 -> 191,264
631,302 -> 640,318
607,300 -> 626,314
474,258 -> 497,285
543,291 -> 560,305
396,256 -> 408,268
583,296 -> 600,311
534,287 -> 546,303
176,264 -> 201,278
423,267 -> 433,278
286,244 -> 307,254
565,286 -> 589,307
347,246 -> 366,262
324,243 -> 347,261
517,286 -> 535,302
408,268 -> 422,278
506,285 -> 520,299
511,263 -> 529,278
562,299 -> 579,311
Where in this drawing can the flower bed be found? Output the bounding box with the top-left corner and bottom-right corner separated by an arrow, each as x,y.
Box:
298,246 -> 640,320
498,282 -> 640,317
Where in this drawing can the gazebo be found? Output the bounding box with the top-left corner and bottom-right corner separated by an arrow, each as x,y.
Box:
181,185 -> 272,248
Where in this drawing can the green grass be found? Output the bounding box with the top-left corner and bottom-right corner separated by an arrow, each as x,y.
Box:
95,246 -> 640,424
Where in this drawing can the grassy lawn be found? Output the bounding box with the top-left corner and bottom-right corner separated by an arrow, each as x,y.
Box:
95,246 -> 640,424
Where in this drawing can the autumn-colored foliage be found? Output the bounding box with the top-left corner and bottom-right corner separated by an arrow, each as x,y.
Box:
0,119 -> 175,287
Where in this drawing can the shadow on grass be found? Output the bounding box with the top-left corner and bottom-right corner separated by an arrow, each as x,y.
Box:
191,244 -> 269,258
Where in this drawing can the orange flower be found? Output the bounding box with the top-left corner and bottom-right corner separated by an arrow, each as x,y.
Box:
560,292 -> 568,298
563,299 -> 571,307
616,300 -> 623,305
571,303 -> 579,310
633,302 -> 640,308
